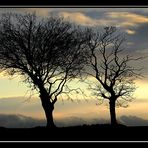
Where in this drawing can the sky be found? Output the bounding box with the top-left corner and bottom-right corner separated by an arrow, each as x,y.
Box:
0,8 -> 148,127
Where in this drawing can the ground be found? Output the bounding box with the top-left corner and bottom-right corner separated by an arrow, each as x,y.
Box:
0,124 -> 147,142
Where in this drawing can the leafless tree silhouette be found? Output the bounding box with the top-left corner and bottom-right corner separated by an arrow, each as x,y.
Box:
85,26 -> 142,125
0,13 -> 88,128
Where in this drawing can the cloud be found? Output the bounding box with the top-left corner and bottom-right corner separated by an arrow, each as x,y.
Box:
126,42 -> 134,45
0,114 -> 109,128
56,117 -> 109,127
119,115 -> 148,126
125,29 -> 136,35
58,12 -> 98,26
56,116 -> 88,127
13,8 -> 51,17
0,8 -> 51,17
136,48 -> 148,54
1,8 -> 148,38
1,8 -> 148,28
0,96 -> 107,120
107,12 -> 148,27
58,11 -> 148,29
0,114 -> 148,128
57,11 -> 148,40
58,11 -> 117,27
0,114 -> 46,128
0,97 -> 44,119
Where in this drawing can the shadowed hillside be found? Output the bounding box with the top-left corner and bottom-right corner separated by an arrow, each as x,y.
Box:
0,124 -> 148,141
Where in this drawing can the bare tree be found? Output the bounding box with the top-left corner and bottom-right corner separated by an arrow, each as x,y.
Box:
85,26 -> 142,125
0,13 -> 87,128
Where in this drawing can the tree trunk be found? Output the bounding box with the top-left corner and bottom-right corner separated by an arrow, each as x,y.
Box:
42,101 -> 55,128
109,99 -> 117,125
39,88 -> 56,128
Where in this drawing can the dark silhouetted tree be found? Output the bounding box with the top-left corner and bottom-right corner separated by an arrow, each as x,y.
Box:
0,13 -> 87,128
85,26 -> 142,125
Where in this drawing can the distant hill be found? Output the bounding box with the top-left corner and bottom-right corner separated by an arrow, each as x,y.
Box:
1,114 -> 148,128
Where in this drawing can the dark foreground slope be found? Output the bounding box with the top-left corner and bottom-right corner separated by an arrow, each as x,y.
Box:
0,124 -> 147,141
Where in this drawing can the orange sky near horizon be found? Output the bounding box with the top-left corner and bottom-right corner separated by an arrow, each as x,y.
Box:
0,75 -> 148,121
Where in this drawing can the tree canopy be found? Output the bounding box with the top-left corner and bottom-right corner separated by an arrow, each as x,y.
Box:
85,26 -> 142,124
0,13 -> 88,127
